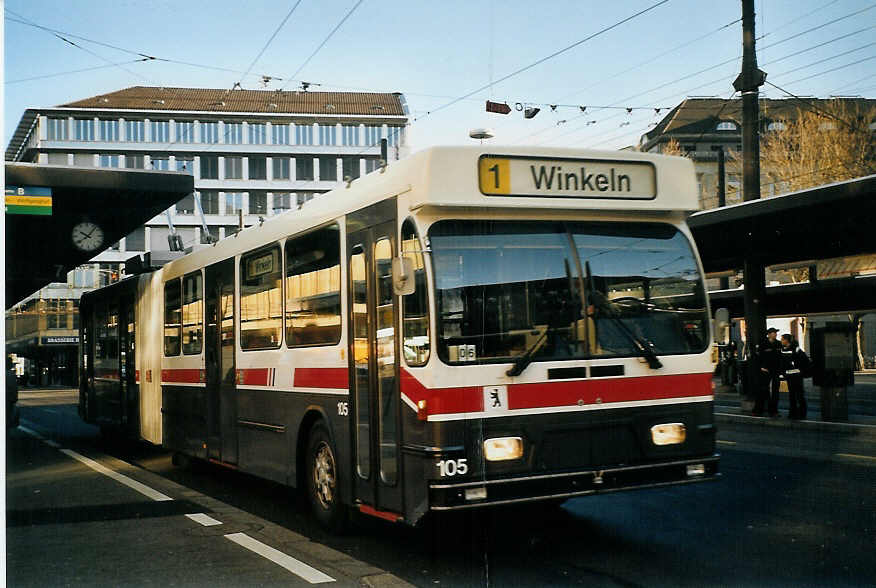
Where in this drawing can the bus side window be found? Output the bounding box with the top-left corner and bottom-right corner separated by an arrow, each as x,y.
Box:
182,271 -> 203,355
401,219 -> 430,366
285,224 -> 342,347
240,245 -> 283,350
164,279 -> 182,356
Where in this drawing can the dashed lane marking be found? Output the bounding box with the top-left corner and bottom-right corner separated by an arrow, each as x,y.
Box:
835,453 -> 876,462
59,449 -> 174,502
186,513 -> 223,526
717,440 -> 737,445
224,532 -> 335,584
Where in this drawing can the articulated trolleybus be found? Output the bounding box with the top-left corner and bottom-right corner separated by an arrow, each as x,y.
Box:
80,146 -> 719,529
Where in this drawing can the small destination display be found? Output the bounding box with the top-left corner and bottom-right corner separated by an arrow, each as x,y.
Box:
5,185 -> 53,215
479,156 -> 656,199
246,251 -> 276,278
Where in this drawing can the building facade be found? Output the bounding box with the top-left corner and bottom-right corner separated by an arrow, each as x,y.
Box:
5,86 -> 409,385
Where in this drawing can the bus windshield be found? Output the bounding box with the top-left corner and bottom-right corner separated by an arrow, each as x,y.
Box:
429,220 -> 709,365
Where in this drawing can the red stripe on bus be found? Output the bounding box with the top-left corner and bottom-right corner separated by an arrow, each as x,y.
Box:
238,368 -> 270,386
358,504 -> 403,523
161,369 -> 202,384
401,369 -> 712,417
294,367 -> 349,389
508,372 -> 713,410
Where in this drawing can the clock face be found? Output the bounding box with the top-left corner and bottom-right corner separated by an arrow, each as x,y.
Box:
72,221 -> 105,252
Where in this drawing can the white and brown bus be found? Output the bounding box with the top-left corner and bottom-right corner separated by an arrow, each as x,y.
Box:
79,146 -> 719,529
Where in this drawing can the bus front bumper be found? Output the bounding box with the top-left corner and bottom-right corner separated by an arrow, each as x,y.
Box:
428,455 -> 720,511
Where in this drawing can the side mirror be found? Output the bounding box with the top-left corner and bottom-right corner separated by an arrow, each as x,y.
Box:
392,257 -> 415,295
714,307 -> 730,345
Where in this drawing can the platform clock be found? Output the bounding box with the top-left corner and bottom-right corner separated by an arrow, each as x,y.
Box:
71,221 -> 105,252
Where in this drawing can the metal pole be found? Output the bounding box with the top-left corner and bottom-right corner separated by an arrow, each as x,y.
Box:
733,0 -> 768,404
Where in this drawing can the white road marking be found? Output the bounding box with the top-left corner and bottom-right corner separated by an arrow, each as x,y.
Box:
835,453 -> 876,462
19,424 -> 60,447
59,449 -> 174,502
717,440 -> 737,445
186,513 -> 223,526
224,532 -> 335,584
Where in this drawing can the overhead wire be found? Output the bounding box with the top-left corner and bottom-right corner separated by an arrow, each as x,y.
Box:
279,0 -> 365,90
6,60 -> 151,84
235,0 -> 304,89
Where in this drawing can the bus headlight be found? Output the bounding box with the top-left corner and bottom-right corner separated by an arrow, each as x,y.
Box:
651,423 -> 686,446
483,437 -> 523,461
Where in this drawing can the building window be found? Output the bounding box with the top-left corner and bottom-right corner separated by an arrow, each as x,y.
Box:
100,119 -> 119,141
319,156 -> 337,181
272,123 -> 290,145
126,120 -> 145,142
364,125 -> 383,146
99,154 -> 120,168
126,155 -> 145,169
296,157 -> 314,181
176,121 -> 194,143
249,156 -> 267,180
225,156 -> 243,179
273,192 -> 292,212
182,272 -> 203,355
47,117 -> 68,140
249,123 -> 267,145
200,121 -> 219,143
364,158 -> 381,174
342,156 -> 360,180
151,120 -> 170,142
249,192 -> 267,215
342,124 -> 359,146
226,122 -> 243,144
285,225 -> 341,346
176,194 -> 195,215
200,155 -> 219,179
74,153 -> 94,167
175,157 -> 193,174
47,153 -> 68,165
295,124 -> 313,145
240,246 -> 283,349
199,191 -> 219,214
224,192 -> 244,215
318,124 -> 336,146
75,119 -> 95,141
272,157 -> 290,180
151,157 -> 170,170
126,227 -> 146,251
716,121 -> 737,131
297,192 -> 315,206
164,279 -> 182,356
387,125 -> 403,147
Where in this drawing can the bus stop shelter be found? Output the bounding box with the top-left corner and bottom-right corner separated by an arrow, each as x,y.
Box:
5,163 -> 194,307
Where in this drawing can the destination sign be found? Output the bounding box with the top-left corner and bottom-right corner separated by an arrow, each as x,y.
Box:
5,185 -> 53,215
246,251 -> 276,278
478,156 -> 656,199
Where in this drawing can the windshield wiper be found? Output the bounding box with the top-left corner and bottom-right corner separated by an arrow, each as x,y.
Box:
506,324 -> 558,377
585,261 -> 662,370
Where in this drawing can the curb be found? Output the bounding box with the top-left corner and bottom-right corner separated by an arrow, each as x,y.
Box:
715,411 -> 876,439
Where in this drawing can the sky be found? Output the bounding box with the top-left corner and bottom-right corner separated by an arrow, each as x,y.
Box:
3,0 -> 875,153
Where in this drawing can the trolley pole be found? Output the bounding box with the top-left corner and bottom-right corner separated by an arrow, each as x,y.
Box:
733,0 -> 767,405
716,148 -> 729,290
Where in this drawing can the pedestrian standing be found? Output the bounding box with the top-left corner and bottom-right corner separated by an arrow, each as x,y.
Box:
755,327 -> 782,417
781,334 -> 810,420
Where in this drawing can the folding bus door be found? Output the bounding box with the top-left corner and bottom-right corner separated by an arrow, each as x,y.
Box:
347,205 -> 403,516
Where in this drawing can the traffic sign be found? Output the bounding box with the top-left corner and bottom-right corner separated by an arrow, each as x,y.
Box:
485,101 -> 511,115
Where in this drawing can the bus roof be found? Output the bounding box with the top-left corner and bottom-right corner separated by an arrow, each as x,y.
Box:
158,146 -> 698,279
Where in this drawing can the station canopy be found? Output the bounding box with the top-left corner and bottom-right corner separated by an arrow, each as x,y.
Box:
5,163 -> 194,307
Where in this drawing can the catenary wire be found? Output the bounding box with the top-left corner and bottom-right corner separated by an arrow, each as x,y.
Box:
235,1 -> 303,89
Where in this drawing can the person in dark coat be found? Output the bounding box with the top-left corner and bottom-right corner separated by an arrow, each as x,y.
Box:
781,334 -> 810,420
755,327 -> 782,417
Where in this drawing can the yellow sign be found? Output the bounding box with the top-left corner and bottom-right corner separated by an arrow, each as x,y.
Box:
479,157 -> 511,195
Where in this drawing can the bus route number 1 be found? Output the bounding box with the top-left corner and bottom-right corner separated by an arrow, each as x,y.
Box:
436,458 -> 468,477
479,158 -> 510,195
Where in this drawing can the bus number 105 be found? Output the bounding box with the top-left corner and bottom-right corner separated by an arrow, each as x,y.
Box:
436,458 -> 468,477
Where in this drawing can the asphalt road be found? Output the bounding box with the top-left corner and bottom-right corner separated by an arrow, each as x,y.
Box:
7,390 -> 876,587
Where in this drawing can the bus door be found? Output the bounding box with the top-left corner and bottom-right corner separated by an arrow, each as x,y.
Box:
347,211 -> 403,515
205,259 -> 238,464
119,298 -> 137,428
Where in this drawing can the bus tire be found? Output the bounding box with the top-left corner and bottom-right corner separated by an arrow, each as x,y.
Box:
306,423 -> 348,532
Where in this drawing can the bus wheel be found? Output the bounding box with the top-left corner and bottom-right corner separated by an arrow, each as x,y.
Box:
306,424 -> 347,532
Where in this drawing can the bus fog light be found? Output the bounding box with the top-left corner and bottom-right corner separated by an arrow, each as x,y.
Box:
465,487 -> 487,501
651,423 -> 686,445
687,463 -> 706,477
483,437 -> 523,461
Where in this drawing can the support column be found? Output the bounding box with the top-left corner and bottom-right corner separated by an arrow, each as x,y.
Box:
742,257 -> 766,404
